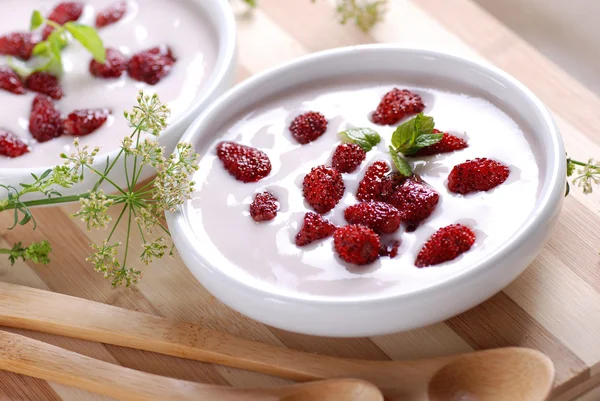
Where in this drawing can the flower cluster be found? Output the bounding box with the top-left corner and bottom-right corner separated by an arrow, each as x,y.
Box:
567,158 -> 600,195
0,90 -> 199,287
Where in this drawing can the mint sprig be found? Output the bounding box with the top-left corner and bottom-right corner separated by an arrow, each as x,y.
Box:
391,113 -> 442,155
339,127 -> 381,151
22,10 -> 106,76
388,113 -> 442,176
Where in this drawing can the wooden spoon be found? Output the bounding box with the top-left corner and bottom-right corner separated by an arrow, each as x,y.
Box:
0,282 -> 554,400
0,330 -> 383,401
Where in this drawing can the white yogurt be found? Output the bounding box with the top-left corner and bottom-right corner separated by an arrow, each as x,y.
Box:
187,80 -> 540,300
0,0 -> 217,168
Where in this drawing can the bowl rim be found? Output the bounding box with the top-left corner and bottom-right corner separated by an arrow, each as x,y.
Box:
168,44 -> 565,307
0,0 -> 237,178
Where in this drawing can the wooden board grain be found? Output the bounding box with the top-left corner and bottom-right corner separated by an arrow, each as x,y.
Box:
1,0 -> 599,399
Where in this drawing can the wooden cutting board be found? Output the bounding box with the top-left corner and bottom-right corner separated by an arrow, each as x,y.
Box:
1,0 -> 600,400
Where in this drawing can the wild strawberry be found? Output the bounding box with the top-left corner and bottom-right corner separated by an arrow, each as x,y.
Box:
379,240 -> 401,258
0,129 -> 29,158
344,201 -> 401,234
411,130 -> 468,156
89,47 -> 128,78
127,46 -> 176,85
295,212 -> 337,246
249,192 -> 279,222
0,67 -> 25,94
0,32 -> 39,60
96,1 -> 127,28
289,111 -> 327,144
387,177 -> 439,231
379,172 -> 407,201
332,143 -> 366,173
43,2 -> 84,39
25,72 -> 63,100
302,165 -> 345,214
448,158 -> 510,194
216,141 -> 271,183
415,224 -> 475,267
333,225 -> 380,265
371,88 -> 424,125
29,95 -> 63,142
63,109 -> 110,136
356,160 -> 390,201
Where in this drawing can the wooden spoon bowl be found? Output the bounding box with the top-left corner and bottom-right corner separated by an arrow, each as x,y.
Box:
428,348 -> 554,401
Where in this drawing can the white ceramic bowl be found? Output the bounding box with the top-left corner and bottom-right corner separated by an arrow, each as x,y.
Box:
167,46 -> 565,337
0,0 -> 236,197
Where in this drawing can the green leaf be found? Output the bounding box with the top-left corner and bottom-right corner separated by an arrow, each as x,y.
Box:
414,133 -> 444,148
32,41 -> 50,57
64,23 -> 106,63
339,127 -> 381,151
565,181 -> 570,197
243,0 -> 257,6
389,146 -> 412,177
391,113 -> 442,155
30,10 -> 44,31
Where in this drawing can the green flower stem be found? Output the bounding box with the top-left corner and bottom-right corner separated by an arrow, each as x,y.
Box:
0,249 -> 12,255
569,159 -> 596,167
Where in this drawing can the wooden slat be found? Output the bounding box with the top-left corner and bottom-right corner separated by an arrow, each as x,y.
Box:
1,0 -> 600,399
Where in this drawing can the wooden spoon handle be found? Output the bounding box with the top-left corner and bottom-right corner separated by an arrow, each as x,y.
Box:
0,330 -> 234,401
0,282 -> 365,381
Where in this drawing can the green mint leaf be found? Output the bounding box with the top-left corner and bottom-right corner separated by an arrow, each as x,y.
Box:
32,41 -> 50,57
339,127 -> 381,151
414,133 -> 444,148
30,10 -> 44,30
243,0 -> 257,6
392,113 -> 440,155
64,22 -> 106,63
389,146 -> 412,177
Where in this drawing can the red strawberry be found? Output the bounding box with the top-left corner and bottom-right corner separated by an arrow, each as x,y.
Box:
289,111 -> 327,144
249,192 -> 279,222
415,224 -> 475,267
25,72 -> 63,100
43,2 -> 84,39
332,143 -> 366,173
379,240 -> 401,258
0,129 -> 29,158
295,212 -> 337,246
371,88 -> 424,126
356,160 -> 390,202
344,201 -> 401,234
302,165 -> 345,214
387,177 -> 439,231
0,67 -> 26,94
380,172 -> 407,201
127,46 -> 176,85
63,109 -> 110,136
333,225 -> 380,265
96,1 -> 127,28
411,130 -> 468,156
0,32 -> 39,60
448,158 -> 510,194
89,47 -> 128,78
29,95 -> 63,142
216,141 -> 271,183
